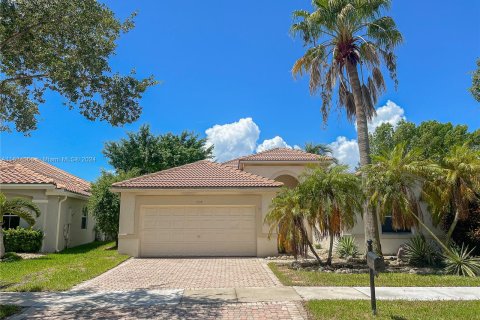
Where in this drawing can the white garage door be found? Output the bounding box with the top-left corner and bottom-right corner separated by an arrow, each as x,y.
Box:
140,205 -> 256,257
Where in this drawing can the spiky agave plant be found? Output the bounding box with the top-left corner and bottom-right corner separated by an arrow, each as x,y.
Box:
443,244 -> 480,277
291,0 -> 402,254
403,235 -> 441,267
336,235 -> 359,259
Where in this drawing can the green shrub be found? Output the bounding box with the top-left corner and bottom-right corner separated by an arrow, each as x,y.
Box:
1,252 -> 23,262
403,235 -> 441,267
336,236 -> 359,259
314,243 -> 322,250
3,227 -> 43,253
443,243 -> 480,277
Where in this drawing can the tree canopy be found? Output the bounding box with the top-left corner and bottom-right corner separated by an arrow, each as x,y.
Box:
370,120 -> 480,162
88,170 -> 138,244
103,124 -> 213,175
0,0 -> 157,134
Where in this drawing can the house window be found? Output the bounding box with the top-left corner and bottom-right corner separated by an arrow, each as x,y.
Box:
81,207 -> 88,229
382,216 -> 411,234
2,215 -> 20,229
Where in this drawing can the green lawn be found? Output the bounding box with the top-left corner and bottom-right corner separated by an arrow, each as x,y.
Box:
0,305 -> 21,319
269,263 -> 480,287
0,242 -> 128,292
306,300 -> 480,320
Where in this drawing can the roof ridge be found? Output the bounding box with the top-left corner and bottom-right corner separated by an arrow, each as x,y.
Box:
27,158 -> 90,185
213,161 -> 279,183
112,160 -> 283,188
111,160 -> 208,186
3,158 -> 91,196
1,162 -> 56,185
8,158 -> 90,186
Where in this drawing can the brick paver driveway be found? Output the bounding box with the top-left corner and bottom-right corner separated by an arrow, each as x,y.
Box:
22,302 -> 307,320
73,258 -> 281,291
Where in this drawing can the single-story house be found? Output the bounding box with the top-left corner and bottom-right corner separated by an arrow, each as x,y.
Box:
0,158 -> 95,252
112,148 -> 442,257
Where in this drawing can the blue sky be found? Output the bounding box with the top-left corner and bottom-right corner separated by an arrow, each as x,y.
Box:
1,0 -> 479,181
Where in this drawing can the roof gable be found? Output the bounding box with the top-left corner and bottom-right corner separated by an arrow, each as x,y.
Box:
112,160 -> 283,189
222,148 -> 330,168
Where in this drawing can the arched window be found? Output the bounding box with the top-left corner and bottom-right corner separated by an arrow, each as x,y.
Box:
273,174 -> 299,188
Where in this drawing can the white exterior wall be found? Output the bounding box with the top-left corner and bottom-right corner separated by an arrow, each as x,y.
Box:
117,190 -> 279,257
2,187 -> 94,252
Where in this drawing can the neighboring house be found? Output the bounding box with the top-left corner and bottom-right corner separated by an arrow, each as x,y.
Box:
112,148 -> 442,257
0,158 -> 95,252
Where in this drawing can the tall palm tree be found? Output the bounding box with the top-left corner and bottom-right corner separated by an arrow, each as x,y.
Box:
423,145 -> 480,244
0,193 -> 41,258
291,0 -> 402,253
265,187 -> 322,263
300,165 -> 363,264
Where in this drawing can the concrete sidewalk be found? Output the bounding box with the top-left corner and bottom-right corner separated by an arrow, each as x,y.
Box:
2,286 -> 480,309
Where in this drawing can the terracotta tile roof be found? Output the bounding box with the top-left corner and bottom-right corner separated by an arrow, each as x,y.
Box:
222,158 -> 242,168
112,160 -> 283,189
1,158 -> 91,196
239,148 -> 329,162
222,148 -> 330,166
0,161 -> 55,185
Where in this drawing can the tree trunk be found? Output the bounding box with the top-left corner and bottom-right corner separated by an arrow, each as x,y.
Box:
306,235 -> 322,264
298,219 -> 322,263
327,234 -> 334,265
345,61 -> 383,255
446,209 -> 460,245
0,226 -> 5,258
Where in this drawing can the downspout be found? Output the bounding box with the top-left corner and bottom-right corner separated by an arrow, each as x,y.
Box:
55,196 -> 68,252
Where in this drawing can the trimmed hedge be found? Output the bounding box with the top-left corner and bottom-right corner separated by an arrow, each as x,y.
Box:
3,228 -> 44,253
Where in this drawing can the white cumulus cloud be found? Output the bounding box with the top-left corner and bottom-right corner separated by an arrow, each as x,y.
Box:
205,117 -> 260,162
256,136 -> 292,153
368,100 -> 405,132
328,136 -> 359,171
330,100 -> 406,170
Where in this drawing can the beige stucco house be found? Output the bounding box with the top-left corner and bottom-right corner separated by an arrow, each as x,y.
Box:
113,148 -> 442,257
0,158 -> 95,252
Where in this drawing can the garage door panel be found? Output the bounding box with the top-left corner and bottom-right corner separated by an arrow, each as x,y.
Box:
140,205 -> 256,257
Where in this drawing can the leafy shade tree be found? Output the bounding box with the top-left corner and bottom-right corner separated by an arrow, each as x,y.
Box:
265,187 -> 322,263
370,120 -> 480,161
423,145 -> 480,244
300,165 -> 363,265
0,0 -> 157,134
291,0 -> 402,253
88,170 -> 139,246
471,58 -> 480,102
103,125 -> 213,175
0,193 -> 41,257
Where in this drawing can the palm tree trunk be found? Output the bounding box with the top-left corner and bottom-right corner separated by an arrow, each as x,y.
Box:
297,219 -> 322,263
345,61 -> 382,255
327,234 -> 334,265
0,226 -> 5,258
446,209 -> 460,245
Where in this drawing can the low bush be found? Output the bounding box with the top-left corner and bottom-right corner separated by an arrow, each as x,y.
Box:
336,236 -> 359,259
1,252 -> 23,262
3,228 -> 43,253
403,235 -> 441,267
443,243 -> 480,277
